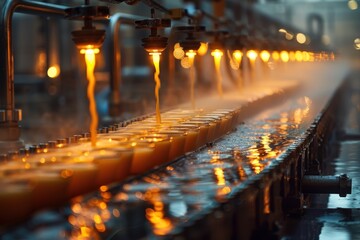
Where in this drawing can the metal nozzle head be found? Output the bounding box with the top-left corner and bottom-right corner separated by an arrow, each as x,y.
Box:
208,41 -> 224,51
71,28 -> 106,49
179,39 -> 201,52
141,36 -> 168,53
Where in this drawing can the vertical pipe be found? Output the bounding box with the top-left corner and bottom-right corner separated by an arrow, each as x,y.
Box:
0,0 -> 67,147
108,13 -> 143,117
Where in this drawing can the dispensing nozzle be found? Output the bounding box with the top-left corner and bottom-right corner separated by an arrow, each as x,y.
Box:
65,2 -> 109,49
135,9 -> 171,53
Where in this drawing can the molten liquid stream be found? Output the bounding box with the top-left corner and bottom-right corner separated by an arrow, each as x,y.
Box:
211,50 -> 223,98
187,51 -> 196,109
151,53 -> 162,124
83,49 -> 98,147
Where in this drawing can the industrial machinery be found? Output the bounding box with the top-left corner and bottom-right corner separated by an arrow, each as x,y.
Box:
0,0 -> 358,239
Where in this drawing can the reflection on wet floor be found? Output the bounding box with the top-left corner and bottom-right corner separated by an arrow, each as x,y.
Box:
318,141 -> 360,240
287,77 -> 360,240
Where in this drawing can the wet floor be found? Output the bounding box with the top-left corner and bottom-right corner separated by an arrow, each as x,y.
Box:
283,74 -> 360,240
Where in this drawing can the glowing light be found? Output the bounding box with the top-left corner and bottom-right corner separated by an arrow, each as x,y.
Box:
186,50 -> 196,109
214,167 -> 226,186
150,52 -> 162,124
285,32 -> 294,40
354,38 -> 360,50
211,49 -> 224,98
296,33 -> 307,44
302,51 -> 311,62
234,50 -> 243,67
173,43 -> 184,59
185,50 -> 197,59
260,50 -> 271,63
272,51 -> 280,61
246,50 -> 258,61
289,51 -> 296,62
81,48 -> 99,147
145,190 -> 173,236
180,57 -> 192,69
295,51 -> 303,62
348,0 -> 358,10
280,51 -> 289,62
47,65 -> 60,78
233,50 -> 243,62
197,42 -> 208,56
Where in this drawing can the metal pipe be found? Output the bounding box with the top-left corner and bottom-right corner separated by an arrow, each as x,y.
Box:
302,174 -> 352,197
108,12 -> 144,117
0,0 -> 68,143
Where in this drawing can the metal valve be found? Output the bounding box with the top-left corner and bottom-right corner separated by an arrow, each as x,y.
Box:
175,25 -> 205,52
207,30 -> 229,50
65,1 -> 109,49
135,9 -> 171,53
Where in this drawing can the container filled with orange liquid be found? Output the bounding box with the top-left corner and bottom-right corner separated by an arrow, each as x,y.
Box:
132,133 -> 172,166
170,123 -> 200,153
1,169 -> 71,210
0,181 -> 34,226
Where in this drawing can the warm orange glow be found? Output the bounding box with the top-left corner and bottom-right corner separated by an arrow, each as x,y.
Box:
280,51 -> 289,62
47,65 -> 60,78
246,50 -> 258,61
150,52 -> 162,124
289,51 -> 296,62
197,42 -> 208,56
145,189 -> 173,236
295,51 -> 303,62
264,185 -> 271,214
272,51 -> 280,61
229,50 -> 243,70
173,43 -> 184,59
180,57 -> 191,69
233,50 -> 243,63
214,167 -> 226,186
186,49 -> 197,59
279,112 -> 289,135
260,50 -> 271,63
211,49 -> 224,98
186,50 -> 197,109
81,48 -> 99,147
302,51 -> 310,62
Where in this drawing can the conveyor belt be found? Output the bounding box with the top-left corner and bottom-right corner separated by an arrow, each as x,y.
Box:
0,69 -> 350,239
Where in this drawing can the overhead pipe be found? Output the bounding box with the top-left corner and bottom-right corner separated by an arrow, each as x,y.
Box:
108,12 -> 144,117
0,0 -> 68,152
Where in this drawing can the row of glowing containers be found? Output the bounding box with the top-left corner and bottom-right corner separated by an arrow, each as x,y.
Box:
0,107 -> 241,226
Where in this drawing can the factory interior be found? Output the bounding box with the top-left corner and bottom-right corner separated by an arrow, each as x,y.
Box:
0,0 -> 359,239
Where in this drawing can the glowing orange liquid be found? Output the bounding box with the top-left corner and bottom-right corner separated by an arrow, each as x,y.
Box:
188,55 -> 196,109
212,51 -> 223,98
84,50 -> 98,147
151,53 -> 162,124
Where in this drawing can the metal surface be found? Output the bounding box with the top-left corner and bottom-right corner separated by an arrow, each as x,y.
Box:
302,174 -> 352,197
108,13 -> 145,117
0,0 -> 68,146
1,70 -> 350,238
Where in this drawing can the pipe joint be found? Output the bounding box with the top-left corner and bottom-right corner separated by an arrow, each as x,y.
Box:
302,174 -> 352,197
